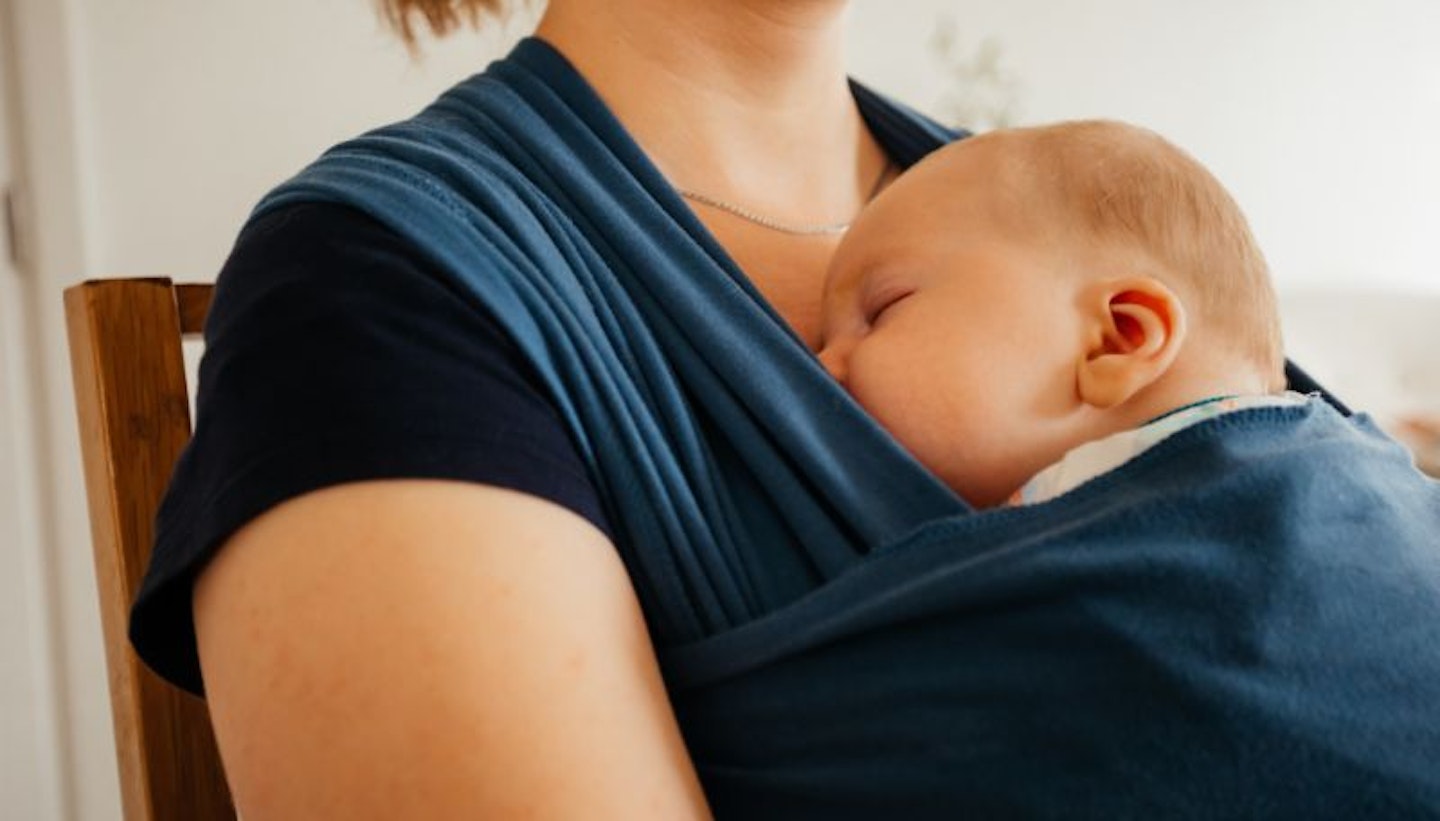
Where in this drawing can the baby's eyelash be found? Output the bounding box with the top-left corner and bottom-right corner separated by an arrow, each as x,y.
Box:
864,287 -> 913,324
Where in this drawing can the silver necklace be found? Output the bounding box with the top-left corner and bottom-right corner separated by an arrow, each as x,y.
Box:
677,161 -> 893,236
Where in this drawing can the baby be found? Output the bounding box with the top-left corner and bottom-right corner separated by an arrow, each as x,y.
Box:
818,119 -> 1301,507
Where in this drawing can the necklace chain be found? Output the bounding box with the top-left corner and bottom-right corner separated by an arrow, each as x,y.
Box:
677,161 -> 893,236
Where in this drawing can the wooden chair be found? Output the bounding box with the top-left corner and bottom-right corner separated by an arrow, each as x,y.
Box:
64,278 -> 235,820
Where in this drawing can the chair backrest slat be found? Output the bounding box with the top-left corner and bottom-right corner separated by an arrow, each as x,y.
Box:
64,278 -> 234,821
175,283 -> 212,336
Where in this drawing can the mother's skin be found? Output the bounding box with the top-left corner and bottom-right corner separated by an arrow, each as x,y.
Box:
193,0 -> 889,816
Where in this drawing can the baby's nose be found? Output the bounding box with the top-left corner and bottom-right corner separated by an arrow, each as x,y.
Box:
816,344 -> 847,385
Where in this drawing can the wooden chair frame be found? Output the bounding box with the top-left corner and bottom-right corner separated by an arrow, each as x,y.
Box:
65,278 -> 234,820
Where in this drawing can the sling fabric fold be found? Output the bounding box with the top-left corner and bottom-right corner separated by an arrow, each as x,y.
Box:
252,37 -> 1440,816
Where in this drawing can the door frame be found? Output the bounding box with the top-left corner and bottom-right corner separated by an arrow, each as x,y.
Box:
0,0 -> 69,816
2,0 -> 121,817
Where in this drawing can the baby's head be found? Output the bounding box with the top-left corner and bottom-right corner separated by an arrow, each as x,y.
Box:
818,119 -> 1285,506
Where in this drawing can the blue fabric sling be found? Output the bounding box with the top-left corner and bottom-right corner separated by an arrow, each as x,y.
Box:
252,38 -> 1440,818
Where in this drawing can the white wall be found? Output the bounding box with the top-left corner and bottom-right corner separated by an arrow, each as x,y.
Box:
81,0 -> 541,280
4,2 -> 1438,818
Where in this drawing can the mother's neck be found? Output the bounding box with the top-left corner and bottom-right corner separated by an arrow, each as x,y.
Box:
535,0 -> 870,215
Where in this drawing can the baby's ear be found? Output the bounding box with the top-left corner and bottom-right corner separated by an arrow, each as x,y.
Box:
1075,277 -> 1187,409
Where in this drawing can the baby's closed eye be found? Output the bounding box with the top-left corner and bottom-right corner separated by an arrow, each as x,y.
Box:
863,286 -> 914,326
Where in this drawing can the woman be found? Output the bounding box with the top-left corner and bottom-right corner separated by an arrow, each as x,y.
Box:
132,0 -> 1440,817
134,0 -> 928,816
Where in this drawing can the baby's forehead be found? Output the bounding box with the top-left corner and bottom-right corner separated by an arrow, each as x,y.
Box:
823,134 -> 1061,289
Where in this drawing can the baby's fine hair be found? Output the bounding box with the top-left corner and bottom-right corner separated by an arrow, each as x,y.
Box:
971,120 -> 1285,388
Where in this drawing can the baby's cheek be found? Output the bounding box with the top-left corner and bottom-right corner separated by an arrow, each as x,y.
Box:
851,370 -> 957,467
852,361 -> 1009,502
896,394 -> 964,460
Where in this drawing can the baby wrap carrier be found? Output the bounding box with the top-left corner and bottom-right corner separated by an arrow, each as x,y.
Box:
253,38 -> 1440,818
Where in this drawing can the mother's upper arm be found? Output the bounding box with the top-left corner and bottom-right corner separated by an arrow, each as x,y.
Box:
193,479 -> 711,819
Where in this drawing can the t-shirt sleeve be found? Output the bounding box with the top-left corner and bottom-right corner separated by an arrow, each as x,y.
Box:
129,202 -> 611,695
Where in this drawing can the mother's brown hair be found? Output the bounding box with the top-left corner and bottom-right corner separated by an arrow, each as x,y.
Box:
379,0 -> 518,44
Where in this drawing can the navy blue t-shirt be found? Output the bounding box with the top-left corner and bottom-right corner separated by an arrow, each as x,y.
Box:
133,202 -> 609,694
